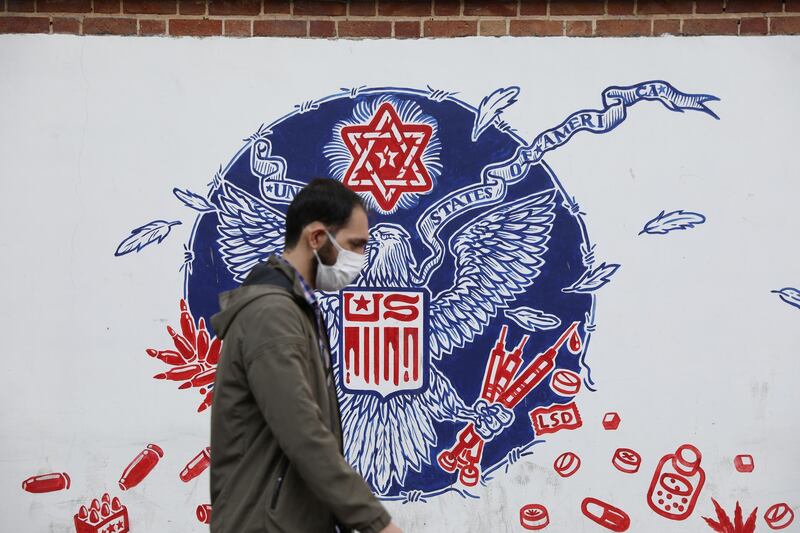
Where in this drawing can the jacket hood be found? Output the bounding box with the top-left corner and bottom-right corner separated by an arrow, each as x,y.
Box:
211,259 -> 297,339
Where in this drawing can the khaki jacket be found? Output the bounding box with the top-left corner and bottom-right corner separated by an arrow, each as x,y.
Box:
209,257 -> 391,533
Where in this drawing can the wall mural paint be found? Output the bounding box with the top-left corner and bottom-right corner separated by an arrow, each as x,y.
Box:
122,83 -> 718,499
4,36 -> 799,533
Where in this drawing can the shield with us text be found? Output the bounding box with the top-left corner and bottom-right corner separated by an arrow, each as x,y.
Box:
341,289 -> 430,398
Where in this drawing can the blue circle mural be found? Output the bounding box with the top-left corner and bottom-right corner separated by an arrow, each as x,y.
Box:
119,82 -> 719,501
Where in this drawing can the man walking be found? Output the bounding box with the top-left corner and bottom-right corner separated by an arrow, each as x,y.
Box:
209,179 -> 401,533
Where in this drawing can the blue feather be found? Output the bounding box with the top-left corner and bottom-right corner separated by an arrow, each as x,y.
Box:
173,188 -> 215,212
562,262 -> 621,293
639,209 -> 706,235
471,86 -> 520,142
772,287 -> 800,310
504,307 -> 562,332
115,220 -> 181,256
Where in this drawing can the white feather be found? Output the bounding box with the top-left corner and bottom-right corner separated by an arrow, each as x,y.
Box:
472,87 -> 520,142
115,220 -> 181,256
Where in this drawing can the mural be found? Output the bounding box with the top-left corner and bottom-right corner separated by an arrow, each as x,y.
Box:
119,83 -> 719,501
4,36 -> 799,533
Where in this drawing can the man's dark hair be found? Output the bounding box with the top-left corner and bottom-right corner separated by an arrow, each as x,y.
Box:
284,178 -> 366,250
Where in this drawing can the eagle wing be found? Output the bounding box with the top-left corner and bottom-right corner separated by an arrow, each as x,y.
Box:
216,182 -> 285,283
317,292 -> 468,494
429,189 -> 557,359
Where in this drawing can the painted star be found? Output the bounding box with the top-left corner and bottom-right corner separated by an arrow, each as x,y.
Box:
353,295 -> 371,311
341,102 -> 433,211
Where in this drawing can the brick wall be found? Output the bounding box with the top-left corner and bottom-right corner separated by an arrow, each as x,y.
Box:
1,0 -> 798,37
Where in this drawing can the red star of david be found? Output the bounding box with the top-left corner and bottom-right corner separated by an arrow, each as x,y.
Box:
340,102 -> 433,211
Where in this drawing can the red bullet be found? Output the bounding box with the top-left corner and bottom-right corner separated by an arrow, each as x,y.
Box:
22,472 -> 71,493
119,444 -> 164,491
196,318 -> 210,362
180,299 -> 197,348
180,447 -> 211,482
207,338 -> 222,365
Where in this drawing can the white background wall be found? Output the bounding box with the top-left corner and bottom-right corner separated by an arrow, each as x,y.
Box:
0,35 -> 798,532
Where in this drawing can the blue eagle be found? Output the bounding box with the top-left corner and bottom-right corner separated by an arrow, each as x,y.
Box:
215,181 -> 556,494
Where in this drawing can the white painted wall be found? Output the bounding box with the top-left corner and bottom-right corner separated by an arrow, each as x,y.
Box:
0,35 -> 798,532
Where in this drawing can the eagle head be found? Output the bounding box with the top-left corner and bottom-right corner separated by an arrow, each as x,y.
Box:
362,223 -> 416,288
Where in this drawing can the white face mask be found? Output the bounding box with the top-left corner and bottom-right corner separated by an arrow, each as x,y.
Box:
314,229 -> 364,292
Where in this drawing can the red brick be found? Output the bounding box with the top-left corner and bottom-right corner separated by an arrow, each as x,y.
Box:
510,18 -> 562,35
787,0 -> 800,12
52,16 -> 80,32
519,0 -> 546,15
94,0 -> 121,13
424,19 -> 476,36
479,18 -> 506,35
124,0 -> 177,14
695,0 -> 723,13
394,19 -> 420,37
653,18 -> 680,34
309,19 -> 335,36
84,16 -> 137,33
293,0 -> 346,16
596,18 -> 650,35
0,15 -> 49,31
139,17 -> 166,33
550,1 -> 603,16
682,17 -> 738,34
38,0 -> 91,12
636,0 -> 692,14
378,0 -> 431,16
224,18 -> 250,35
7,0 -> 35,12
253,18 -> 306,35
726,0 -> 782,12
565,19 -> 593,35
338,19 -> 391,37
771,15 -> 800,33
607,0 -> 634,14
179,0 -> 205,13
208,0 -> 260,16
169,17 -> 221,35
263,0 -> 290,13
434,0 -> 460,15
464,0 -> 516,16
740,16 -> 767,33
349,0 -> 376,16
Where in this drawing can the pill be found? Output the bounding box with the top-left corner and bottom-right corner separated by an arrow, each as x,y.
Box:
197,504 -> 212,524
520,503 -> 549,530
612,448 -> 641,474
581,497 -> 631,532
550,370 -> 582,396
553,451 -> 581,478
602,412 -> 621,430
733,454 -> 754,473
21,472 -> 71,493
764,503 -> 794,530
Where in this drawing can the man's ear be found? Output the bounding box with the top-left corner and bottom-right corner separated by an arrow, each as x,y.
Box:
305,222 -> 328,251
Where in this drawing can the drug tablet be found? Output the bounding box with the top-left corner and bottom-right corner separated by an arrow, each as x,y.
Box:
520,503 -> 550,530
196,504 -> 212,524
764,503 -> 794,530
612,448 -> 641,474
581,497 -> 630,532
550,370 -> 581,396
553,451 -> 581,478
